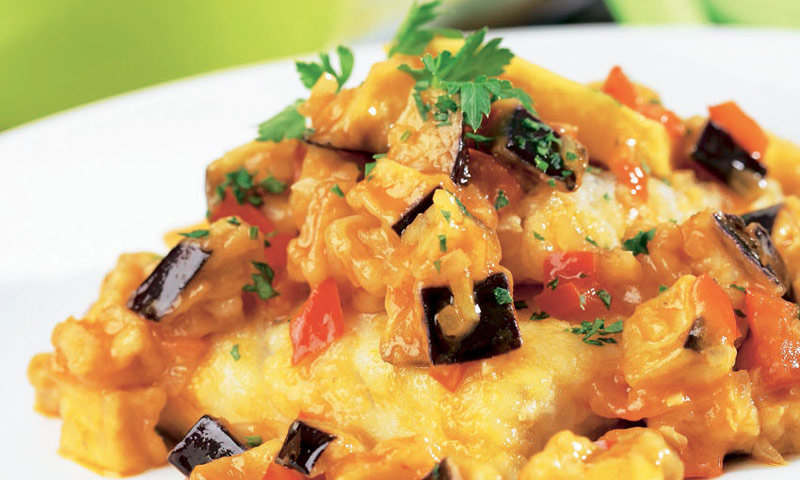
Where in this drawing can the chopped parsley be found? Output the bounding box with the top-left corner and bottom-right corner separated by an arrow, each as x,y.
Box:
622,228 -> 655,256
514,300 -> 529,310
438,234 -> 447,252
331,184 -> 345,197
585,236 -> 598,246
397,28 -> 533,130
603,192 -> 611,201
659,284 -> 668,293
261,176 -> 287,194
440,209 -> 451,222
530,311 -> 550,321
730,284 -> 746,293
567,318 -> 623,346
565,151 -> 578,161
494,287 -> 513,305
433,94 -> 459,126
364,161 -> 377,178
494,190 -> 509,211
465,132 -> 495,145
546,278 -> 559,290
548,179 -> 556,187
242,261 -> 279,300
372,153 -> 387,160
243,436 -> 262,448
533,231 -> 545,241
296,45 -> 354,91
227,217 -> 241,226
249,226 -> 259,239
256,99 -> 306,142
216,167 -> 255,204
179,229 -> 210,239
400,130 -> 412,142
597,289 -> 612,309
230,344 -> 241,361
433,259 -> 442,272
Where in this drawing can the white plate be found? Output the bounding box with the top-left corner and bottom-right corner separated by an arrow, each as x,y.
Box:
1,25 -> 799,479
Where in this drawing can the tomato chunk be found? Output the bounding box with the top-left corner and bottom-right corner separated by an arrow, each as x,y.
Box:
692,274 -> 738,347
211,187 -> 275,234
602,66 -> 638,109
741,290 -> 800,388
429,364 -> 467,392
543,251 -> 596,282
290,278 -> 345,364
264,232 -> 294,268
708,101 -> 768,158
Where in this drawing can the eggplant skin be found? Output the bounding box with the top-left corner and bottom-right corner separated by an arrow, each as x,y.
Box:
167,415 -> 245,476
713,212 -> 789,293
128,241 -> 211,321
691,121 -> 766,194
451,134 -> 471,187
741,204 -> 784,235
422,273 -> 522,365
391,187 -> 441,236
274,420 -> 337,475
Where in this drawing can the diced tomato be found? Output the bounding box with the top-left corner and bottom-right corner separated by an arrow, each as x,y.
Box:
290,277 -> 345,364
741,290 -> 800,389
264,232 -> 294,268
543,251 -> 597,283
611,145 -> 648,200
708,101 -> 768,158
429,364 -> 467,392
603,65 -> 685,139
691,274 -> 739,346
602,66 -> 638,110
211,187 -> 275,234
263,463 -> 305,480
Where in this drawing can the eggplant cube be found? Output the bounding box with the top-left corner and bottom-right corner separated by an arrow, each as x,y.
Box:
274,420 -> 337,475
451,134 -> 472,186
128,241 -> 210,321
392,187 -> 441,236
167,415 -> 245,476
422,273 -> 522,365
504,107 -> 576,191
692,121 -> 766,194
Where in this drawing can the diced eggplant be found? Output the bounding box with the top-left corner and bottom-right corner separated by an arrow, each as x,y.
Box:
713,211 -> 790,295
167,415 -> 245,476
128,241 -> 211,321
451,134 -> 472,186
497,106 -> 577,191
741,203 -> 784,235
422,272 -> 522,365
391,187 -> 441,236
421,458 -> 457,480
274,420 -> 337,475
691,121 -> 767,196
683,317 -> 705,352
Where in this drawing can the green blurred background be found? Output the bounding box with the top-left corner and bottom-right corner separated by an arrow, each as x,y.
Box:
2,0 -> 798,131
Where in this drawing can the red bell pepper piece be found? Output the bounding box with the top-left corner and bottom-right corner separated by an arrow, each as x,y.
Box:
708,101 -> 768,158
264,232 -> 294,268
602,65 -> 685,139
543,251 -> 597,282
290,277 -> 344,364
211,187 -> 275,234
429,364 -> 467,392
740,289 -> 800,389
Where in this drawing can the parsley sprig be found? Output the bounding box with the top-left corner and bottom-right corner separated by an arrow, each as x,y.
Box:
257,99 -> 306,142
398,28 -> 532,130
242,261 -> 279,300
388,1 -> 461,56
296,45 -> 354,91
567,318 -> 623,346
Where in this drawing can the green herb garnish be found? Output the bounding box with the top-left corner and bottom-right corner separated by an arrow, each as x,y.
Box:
249,226 -> 259,239
230,344 -> 241,361
533,231 -> 545,241
530,311 -> 549,321
400,130 -> 412,141
296,45 -> 354,91
364,161 -> 377,177
597,289 -> 612,310
242,261 -> 279,300
331,184 -> 345,197
388,1 -> 460,56
256,99 -> 306,142
261,176 -> 287,194
622,228 -> 656,256
438,234 -> 447,252
514,300 -> 528,310
179,229 -> 210,239
546,278 -> 558,290
730,284 -> 746,293
566,318 -> 623,346
244,436 -> 262,448
494,287 -> 513,305
433,259 -> 442,272
440,209 -> 451,222
659,284 -> 668,293
585,236 -> 598,246
227,217 -> 241,226
494,190 -> 509,211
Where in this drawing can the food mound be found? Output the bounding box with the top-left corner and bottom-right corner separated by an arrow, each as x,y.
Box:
27,2 -> 800,479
